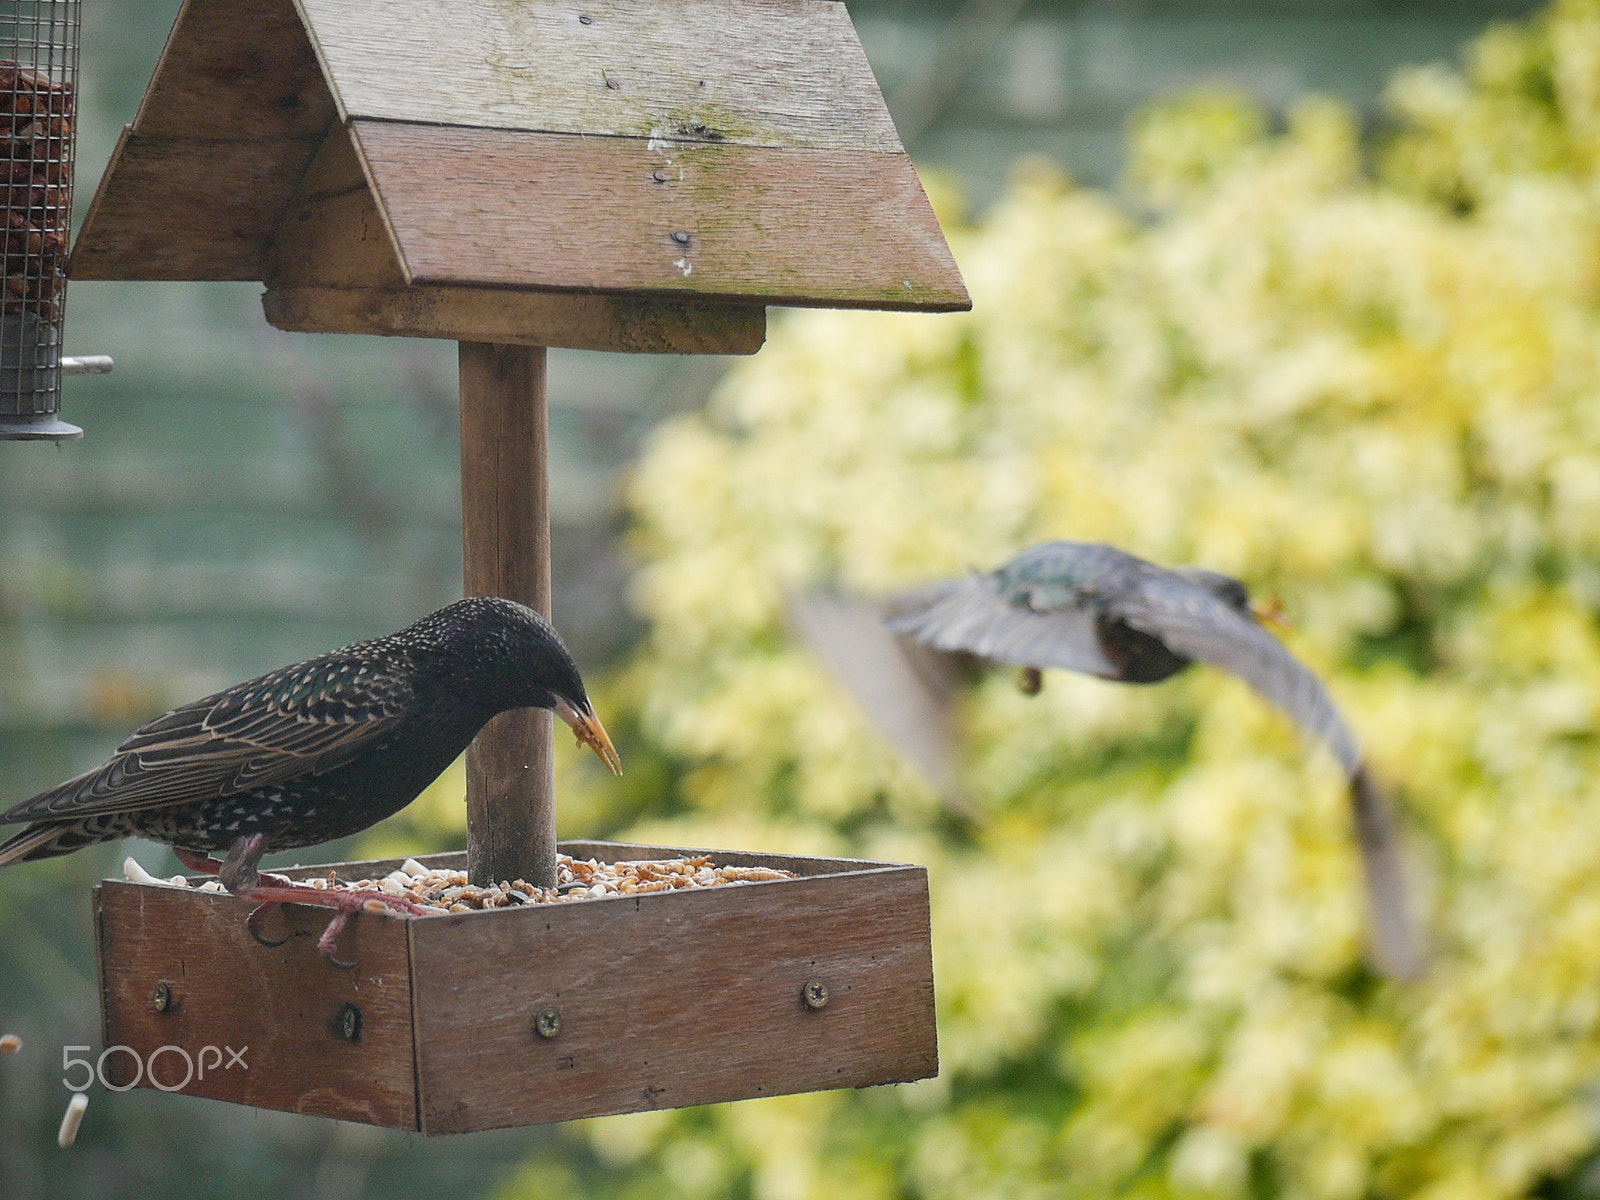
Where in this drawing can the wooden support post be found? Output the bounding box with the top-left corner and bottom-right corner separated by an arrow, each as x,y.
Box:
458,342 -> 555,889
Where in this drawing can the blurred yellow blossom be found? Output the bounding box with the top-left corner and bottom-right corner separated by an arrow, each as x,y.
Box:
495,2 -> 1600,1198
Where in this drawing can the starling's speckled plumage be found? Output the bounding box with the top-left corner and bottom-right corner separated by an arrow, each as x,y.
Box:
0,596 -> 620,868
887,541 -> 1424,980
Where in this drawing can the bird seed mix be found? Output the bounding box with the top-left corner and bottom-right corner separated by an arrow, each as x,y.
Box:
127,853 -> 797,913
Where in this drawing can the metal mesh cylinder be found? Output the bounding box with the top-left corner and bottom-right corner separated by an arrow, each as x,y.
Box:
0,0 -> 78,440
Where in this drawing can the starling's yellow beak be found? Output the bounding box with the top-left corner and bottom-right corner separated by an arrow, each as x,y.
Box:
555,697 -> 623,775
1251,595 -> 1290,629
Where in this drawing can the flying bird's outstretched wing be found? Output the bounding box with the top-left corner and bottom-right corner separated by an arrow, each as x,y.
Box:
885,573 -> 1119,677
788,591 -> 974,812
1113,573 -> 1424,979
1114,571 -> 1361,771
0,651 -> 417,826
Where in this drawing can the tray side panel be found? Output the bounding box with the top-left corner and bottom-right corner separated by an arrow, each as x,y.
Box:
95,881 -> 418,1129
411,866 -> 937,1134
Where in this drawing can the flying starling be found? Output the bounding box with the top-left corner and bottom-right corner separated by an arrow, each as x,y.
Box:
885,540 -> 1423,981
0,596 -> 621,962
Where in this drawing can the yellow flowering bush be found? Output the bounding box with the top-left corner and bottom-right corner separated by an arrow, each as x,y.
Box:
500,3 -> 1600,1196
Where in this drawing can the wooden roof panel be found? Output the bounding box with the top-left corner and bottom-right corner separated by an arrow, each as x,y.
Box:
71,128 -> 318,281
71,0 -> 971,316
296,0 -> 900,151
137,0 -> 333,140
352,120 -> 967,310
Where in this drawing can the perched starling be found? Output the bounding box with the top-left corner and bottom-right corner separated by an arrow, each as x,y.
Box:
0,596 -> 621,961
886,540 -> 1424,981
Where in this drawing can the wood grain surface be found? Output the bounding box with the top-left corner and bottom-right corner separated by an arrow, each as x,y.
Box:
459,343 -> 557,890
72,0 -> 969,314
136,0 -> 332,140
264,125 -> 401,289
95,844 -> 939,1133
95,881 -> 418,1127
354,121 -> 969,310
261,128 -> 767,350
71,129 -> 316,281
297,0 -> 899,151
261,284 -> 767,353
71,0 -> 333,280
409,864 -> 938,1134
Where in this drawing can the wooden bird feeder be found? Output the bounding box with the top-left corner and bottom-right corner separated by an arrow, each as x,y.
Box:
76,0 -> 966,1132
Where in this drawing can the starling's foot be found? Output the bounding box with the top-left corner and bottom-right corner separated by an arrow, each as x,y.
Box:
177,846 -> 298,891
215,833 -> 427,965
230,882 -> 430,965
233,883 -> 428,966
172,848 -> 221,875
317,910 -> 359,969
245,902 -> 292,948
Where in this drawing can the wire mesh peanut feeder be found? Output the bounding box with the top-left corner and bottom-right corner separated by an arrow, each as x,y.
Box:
0,0 -> 79,440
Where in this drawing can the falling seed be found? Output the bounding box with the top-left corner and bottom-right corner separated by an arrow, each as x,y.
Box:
0,1033 -> 19,1055
57,1092 -> 87,1148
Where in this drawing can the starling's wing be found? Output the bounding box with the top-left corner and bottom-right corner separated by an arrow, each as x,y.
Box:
788,592 -> 973,809
1116,574 -> 1361,769
1116,575 -> 1425,979
884,573 -> 1119,677
0,651 -> 418,824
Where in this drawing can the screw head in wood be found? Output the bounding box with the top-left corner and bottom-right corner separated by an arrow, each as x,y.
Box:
336,1003 -> 362,1043
670,230 -> 692,246
151,982 -> 172,1013
802,978 -> 830,1011
535,1007 -> 563,1039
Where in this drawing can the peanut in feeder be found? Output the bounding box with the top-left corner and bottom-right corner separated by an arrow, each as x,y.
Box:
65,0 -> 967,1132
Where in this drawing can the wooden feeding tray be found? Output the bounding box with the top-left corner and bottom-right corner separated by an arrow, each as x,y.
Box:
93,843 -> 937,1133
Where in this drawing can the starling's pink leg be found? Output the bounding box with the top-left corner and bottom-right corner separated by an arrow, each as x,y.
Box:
172,847 -> 221,875
212,834 -> 429,966
171,848 -> 291,947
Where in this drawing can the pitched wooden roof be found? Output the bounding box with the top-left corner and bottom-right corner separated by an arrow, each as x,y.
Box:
71,0 -> 969,353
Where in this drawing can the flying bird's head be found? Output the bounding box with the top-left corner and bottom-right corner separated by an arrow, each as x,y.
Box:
1175,568 -> 1251,613
437,596 -> 622,774
1175,568 -> 1287,628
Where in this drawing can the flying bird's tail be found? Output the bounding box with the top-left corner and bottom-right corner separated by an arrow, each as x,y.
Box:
1348,764 -> 1426,981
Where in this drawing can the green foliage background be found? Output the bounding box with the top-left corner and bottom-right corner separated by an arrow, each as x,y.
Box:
490,1 -> 1600,1196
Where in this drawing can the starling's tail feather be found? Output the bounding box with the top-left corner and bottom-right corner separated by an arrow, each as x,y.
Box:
0,822 -> 75,868
1349,765 -> 1426,981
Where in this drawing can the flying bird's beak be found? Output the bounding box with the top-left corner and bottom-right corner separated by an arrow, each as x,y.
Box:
554,697 -> 623,775
1251,595 -> 1290,629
